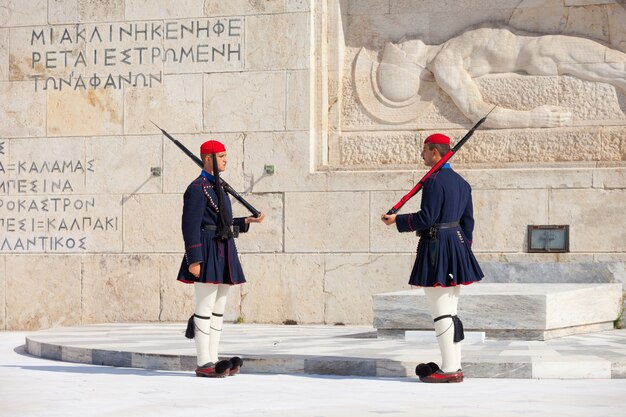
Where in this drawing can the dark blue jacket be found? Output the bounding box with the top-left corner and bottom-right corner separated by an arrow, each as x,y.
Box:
395,165 -> 483,287
177,172 -> 248,285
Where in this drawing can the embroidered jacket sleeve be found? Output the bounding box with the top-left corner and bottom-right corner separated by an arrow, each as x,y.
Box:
395,177 -> 444,234
233,217 -> 250,234
181,183 -> 205,264
459,187 -> 475,245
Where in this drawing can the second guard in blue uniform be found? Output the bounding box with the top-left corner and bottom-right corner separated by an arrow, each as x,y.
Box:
382,133 -> 483,383
395,162 -> 483,288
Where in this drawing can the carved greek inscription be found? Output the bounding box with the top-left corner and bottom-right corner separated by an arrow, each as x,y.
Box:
31,72 -> 164,91
0,154 -> 119,252
24,18 -> 244,91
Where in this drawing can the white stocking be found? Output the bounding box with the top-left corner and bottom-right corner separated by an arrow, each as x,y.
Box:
209,284 -> 230,363
193,283 -> 219,366
423,286 -> 462,372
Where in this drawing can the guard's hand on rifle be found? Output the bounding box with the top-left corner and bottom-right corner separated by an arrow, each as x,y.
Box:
189,262 -> 201,277
245,212 -> 265,224
381,213 -> 396,225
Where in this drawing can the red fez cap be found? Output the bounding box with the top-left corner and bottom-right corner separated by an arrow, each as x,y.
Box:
424,133 -> 450,145
200,140 -> 226,154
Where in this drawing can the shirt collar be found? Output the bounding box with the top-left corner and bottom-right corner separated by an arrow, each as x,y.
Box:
441,163 -> 451,169
200,170 -> 216,183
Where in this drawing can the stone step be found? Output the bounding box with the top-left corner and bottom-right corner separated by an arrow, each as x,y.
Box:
373,283 -> 623,340
23,323 -> 626,379
405,330 -> 485,344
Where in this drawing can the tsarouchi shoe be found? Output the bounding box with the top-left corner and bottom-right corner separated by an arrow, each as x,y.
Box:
228,356 -> 243,376
195,359 -> 232,378
419,369 -> 464,383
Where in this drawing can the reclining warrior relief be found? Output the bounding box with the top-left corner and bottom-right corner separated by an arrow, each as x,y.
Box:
354,26 -> 626,128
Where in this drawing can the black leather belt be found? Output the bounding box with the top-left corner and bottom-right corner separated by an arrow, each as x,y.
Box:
202,224 -> 239,238
433,221 -> 460,229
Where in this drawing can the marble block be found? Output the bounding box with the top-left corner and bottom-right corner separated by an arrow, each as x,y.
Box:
0,30 -> 8,81
373,283 -> 623,340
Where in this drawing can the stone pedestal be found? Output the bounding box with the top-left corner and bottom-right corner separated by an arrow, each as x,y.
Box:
373,283 -> 623,340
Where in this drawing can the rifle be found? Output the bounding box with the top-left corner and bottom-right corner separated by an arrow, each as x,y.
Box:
151,122 -> 261,218
386,107 -> 494,215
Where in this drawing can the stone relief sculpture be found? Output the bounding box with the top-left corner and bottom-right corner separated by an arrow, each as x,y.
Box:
354,27 -> 626,128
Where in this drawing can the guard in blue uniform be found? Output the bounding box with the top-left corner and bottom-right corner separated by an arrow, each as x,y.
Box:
382,133 -> 483,383
178,139 -> 264,378
177,169 -> 247,286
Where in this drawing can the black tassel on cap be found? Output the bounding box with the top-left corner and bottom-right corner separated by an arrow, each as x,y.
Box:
213,155 -> 234,241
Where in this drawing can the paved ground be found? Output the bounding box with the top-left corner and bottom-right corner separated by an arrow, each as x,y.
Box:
22,323 -> 626,379
2,330 -> 626,417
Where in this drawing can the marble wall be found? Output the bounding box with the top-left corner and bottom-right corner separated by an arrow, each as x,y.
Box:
1,0 -> 624,330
